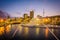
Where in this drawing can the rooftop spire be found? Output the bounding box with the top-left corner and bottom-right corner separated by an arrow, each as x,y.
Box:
43,8 -> 45,17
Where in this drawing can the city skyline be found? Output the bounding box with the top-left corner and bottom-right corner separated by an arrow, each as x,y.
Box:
0,0 -> 60,17
0,0 -> 60,40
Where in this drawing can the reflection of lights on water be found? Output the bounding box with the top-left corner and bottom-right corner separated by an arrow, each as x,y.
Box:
12,27 -> 18,37
36,28 -> 40,35
56,25 -> 57,27
36,24 -> 39,26
18,25 -> 22,33
0,27 -> 4,35
6,25 -> 11,33
24,27 -> 29,35
0,25 -> 11,35
45,27 -> 48,38
51,25 -> 54,32
52,29 -> 54,32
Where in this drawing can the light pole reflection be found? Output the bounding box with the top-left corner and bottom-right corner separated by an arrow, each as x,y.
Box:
18,24 -> 22,34
24,27 -> 29,35
36,28 -> 40,35
45,27 -> 49,38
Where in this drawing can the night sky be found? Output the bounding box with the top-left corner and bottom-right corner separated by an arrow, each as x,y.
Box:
0,0 -> 60,17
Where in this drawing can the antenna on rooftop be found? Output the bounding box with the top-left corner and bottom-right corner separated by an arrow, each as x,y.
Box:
43,8 -> 45,17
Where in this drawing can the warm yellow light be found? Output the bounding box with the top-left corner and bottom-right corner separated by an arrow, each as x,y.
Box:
6,25 -> 11,33
45,19 -> 48,22
45,27 -> 49,38
18,25 -> 22,33
36,24 -> 39,26
24,27 -> 29,35
36,28 -> 40,35
0,19 -> 4,22
36,18 -> 40,21
0,27 -> 4,35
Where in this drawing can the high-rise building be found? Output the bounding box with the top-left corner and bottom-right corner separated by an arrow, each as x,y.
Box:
23,13 -> 28,19
30,10 -> 34,18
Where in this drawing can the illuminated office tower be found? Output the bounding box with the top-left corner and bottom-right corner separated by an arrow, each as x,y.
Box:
30,10 -> 34,18
24,13 -> 28,19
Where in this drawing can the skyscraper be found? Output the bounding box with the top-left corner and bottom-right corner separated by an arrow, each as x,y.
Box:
30,10 -> 34,18
23,13 -> 28,19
